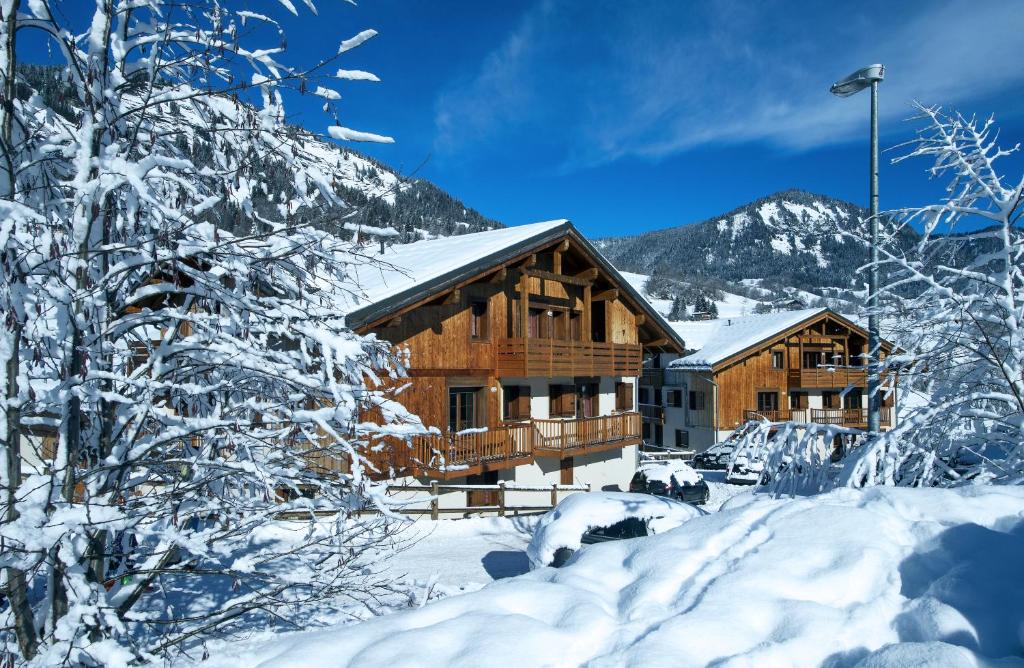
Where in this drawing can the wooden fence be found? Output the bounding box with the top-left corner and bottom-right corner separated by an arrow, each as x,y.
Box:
276,481 -> 592,521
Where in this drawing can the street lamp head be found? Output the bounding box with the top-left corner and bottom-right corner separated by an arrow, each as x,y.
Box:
830,64 -> 884,97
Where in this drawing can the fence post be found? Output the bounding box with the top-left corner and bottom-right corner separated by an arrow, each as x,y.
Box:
430,480 -> 439,521
498,481 -> 506,517
550,482 -> 558,508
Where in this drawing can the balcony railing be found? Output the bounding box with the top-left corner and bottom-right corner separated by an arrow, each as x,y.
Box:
410,422 -> 535,478
789,366 -> 868,388
532,412 -> 641,456
496,338 -> 642,378
638,403 -> 664,423
744,407 -> 892,428
407,412 -> 641,478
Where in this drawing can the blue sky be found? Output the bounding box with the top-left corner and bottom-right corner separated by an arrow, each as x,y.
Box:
22,1 -> 1024,238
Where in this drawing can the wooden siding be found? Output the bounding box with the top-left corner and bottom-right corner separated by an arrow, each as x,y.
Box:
360,235 -> 661,478
495,339 -> 642,377
711,312 -> 892,431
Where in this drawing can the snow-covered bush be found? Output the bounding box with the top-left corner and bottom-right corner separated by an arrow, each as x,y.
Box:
0,1 -> 420,664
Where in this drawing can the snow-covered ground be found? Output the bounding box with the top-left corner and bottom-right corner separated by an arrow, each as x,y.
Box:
197,484 -> 1024,667
618,271 -> 761,319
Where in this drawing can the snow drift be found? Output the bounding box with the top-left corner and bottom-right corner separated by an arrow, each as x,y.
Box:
200,485 -> 1024,667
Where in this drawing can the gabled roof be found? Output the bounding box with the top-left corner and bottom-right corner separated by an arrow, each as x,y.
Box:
344,220 -> 686,352
668,308 -> 883,371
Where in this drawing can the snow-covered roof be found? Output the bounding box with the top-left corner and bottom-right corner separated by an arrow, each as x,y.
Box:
343,220 -> 570,328
669,308 -> 830,370
343,221 -> 687,352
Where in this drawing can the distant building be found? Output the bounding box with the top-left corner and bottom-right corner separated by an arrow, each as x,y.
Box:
638,308 -> 895,452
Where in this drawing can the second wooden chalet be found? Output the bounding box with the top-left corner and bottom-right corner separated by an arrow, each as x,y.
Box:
640,308 -> 895,452
345,220 -> 686,506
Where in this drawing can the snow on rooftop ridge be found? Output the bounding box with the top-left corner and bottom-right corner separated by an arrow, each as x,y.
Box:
346,219 -> 569,314
669,308 -> 829,369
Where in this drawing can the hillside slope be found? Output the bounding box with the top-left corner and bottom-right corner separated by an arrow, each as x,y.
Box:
16,63 -> 501,243
597,189 -> 917,291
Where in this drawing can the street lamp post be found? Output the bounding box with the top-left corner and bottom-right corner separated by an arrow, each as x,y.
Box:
830,63 -> 884,434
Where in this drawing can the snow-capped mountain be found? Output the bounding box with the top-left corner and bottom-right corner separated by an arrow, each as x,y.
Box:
596,189 -> 916,292
16,64 -> 501,243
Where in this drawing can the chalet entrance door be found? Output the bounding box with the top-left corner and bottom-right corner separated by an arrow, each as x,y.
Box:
466,471 -> 499,507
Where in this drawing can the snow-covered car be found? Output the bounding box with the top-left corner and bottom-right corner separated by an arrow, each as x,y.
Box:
725,451 -> 766,485
527,491 -> 703,569
692,443 -> 734,470
630,460 -> 710,505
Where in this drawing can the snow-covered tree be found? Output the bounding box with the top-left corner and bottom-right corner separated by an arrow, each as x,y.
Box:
0,1 -> 421,663
732,106 -> 1022,494
841,106 -> 1023,487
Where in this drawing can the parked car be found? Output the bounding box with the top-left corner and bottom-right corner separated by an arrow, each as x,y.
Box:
693,443 -> 734,470
630,461 -> 710,505
725,451 -> 766,485
527,492 -> 703,569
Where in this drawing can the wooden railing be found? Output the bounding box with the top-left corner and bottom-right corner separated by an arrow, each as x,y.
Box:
639,403 -> 664,423
533,412 -> 641,456
744,409 -> 795,423
411,422 -> 534,475
810,407 -> 892,427
744,407 -> 892,428
789,366 -> 868,388
496,338 -> 642,377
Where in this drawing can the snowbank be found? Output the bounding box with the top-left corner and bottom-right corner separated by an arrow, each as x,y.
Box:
199,485 -> 1024,667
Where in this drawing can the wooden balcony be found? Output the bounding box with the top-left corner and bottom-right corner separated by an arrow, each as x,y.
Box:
639,403 -> 664,423
641,368 -> 664,388
496,338 -> 642,378
410,423 -> 535,479
532,412 -> 641,457
743,407 -> 892,428
408,412 -> 641,478
788,366 -> 868,388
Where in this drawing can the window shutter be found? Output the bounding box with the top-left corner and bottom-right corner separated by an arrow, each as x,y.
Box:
518,385 -> 531,419
621,382 -> 634,411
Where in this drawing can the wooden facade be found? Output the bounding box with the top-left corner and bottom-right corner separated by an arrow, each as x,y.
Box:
356,228 -> 683,480
685,311 -> 895,434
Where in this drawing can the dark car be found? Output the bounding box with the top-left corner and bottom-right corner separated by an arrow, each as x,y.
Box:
630,462 -> 710,505
550,516 -> 650,566
692,444 -> 734,470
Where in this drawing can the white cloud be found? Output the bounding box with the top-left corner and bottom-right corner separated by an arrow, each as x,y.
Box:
433,0 -> 1024,169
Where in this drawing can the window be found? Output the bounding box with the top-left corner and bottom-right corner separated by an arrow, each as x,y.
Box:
822,391 -> 839,409
470,300 -> 488,340
757,391 -> 779,412
844,389 -> 863,409
772,351 -> 785,369
528,308 -> 543,338
577,382 -> 599,418
666,389 -> 683,407
504,385 -> 531,420
638,387 -> 650,404
688,390 -> 705,411
616,382 -> 634,412
449,388 -> 481,432
803,350 -> 826,369
549,384 -> 575,417
654,388 -> 663,406
790,391 -> 809,409
642,422 -> 652,440
675,429 -> 690,448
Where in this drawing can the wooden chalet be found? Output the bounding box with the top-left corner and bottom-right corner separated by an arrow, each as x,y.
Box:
344,220 -> 685,501
640,308 -> 895,452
